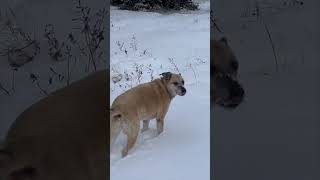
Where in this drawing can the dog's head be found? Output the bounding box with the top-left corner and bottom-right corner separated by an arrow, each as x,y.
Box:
211,37 -> 245,109
160,72 -> 186,97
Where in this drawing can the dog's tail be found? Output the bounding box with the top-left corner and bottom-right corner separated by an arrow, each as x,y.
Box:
110,107 -> 122,149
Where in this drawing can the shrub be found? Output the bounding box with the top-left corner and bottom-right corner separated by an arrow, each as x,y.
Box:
111,0 -> 198,11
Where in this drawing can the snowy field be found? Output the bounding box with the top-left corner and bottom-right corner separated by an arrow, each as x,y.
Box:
212,0 -> 320,179
110,2 -> 210,180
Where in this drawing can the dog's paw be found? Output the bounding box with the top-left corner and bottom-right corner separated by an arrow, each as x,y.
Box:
141,127 -> 149,133
157,129 -> 164,135
121,149 -> 128,158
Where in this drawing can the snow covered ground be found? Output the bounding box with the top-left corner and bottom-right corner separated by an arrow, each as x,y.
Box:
212,0 -> 320,179
110,2 -> 210,180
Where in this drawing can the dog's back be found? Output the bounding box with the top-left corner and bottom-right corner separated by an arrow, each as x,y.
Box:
0,70 -> 109,180
111,79 -> 169,120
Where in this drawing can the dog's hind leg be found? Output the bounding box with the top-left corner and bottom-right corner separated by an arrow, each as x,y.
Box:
122,121 -> 139,157
141,120 -> 150,132
156,118 -> 164,135
156,107 -> 169,135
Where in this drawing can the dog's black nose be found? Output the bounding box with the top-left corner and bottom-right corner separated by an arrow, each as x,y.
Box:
181,87 -> 186,95
230,81 -> 244,97
230,82 -> 244,105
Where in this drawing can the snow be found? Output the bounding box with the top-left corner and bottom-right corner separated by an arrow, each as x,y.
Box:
212,0 -> 320,179
110,2 -> 210,180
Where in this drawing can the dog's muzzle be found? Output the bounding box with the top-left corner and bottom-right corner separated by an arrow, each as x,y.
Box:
214,72 -> 245,109
180,86 -> 186,96
226,82 -> 244,108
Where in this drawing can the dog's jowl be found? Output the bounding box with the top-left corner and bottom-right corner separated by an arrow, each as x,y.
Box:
110,72 -> 186,157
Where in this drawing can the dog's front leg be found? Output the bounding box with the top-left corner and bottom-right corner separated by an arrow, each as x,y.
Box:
141,120 -> 150,132
156,105 -> 169,135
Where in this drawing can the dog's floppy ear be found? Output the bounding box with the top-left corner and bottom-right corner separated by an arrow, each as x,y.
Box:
160,72 -> 172,81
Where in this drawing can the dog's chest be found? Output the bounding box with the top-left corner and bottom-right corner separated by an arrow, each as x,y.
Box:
137,107 -> 157,121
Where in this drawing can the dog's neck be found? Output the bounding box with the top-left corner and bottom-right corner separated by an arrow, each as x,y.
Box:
159,78 -> 174,100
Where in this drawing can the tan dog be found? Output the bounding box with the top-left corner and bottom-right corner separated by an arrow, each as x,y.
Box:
110,72 -> 186,157
211,37 -> 245,109
0,70 -> 109,180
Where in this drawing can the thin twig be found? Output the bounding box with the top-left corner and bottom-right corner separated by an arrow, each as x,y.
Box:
255,0 -> 278,72
189,63 -> 198,84
264,22 -> 278,72
0,82 -> 10,95
36,82 -> 48,95
210,10 -> 223,33
168,58 -> 180,73
11,68 -> 17,92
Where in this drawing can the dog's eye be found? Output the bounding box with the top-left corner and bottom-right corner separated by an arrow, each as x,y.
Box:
173,82 -> 178,86
182,80 -> 184,85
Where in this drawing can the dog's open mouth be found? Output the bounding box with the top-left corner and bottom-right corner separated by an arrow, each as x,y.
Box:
217,100 -> 238,109
177,87 -> 186,96
221,101 -> 241,109
215,95 -> 244,110
180,90 -> 186,96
